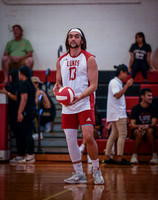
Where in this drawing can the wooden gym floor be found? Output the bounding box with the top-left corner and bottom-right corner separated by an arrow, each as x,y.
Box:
0,161 -> 158,200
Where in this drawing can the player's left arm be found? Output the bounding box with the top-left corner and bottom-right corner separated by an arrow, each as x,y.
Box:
71,56 -> 98,104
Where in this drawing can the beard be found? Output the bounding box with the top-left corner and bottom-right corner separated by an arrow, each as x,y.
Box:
69,44 -> 79,49
69,42 -> 80,49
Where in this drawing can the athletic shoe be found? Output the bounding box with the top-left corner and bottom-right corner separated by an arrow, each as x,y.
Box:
93,167 -> 104,184
117,158 -> 131,165
10,156 -> 24,163
130,154 -> 139,164
150,158 -> 158,164
18,154 -> 36,164
102,158 -> 116,164
64,172 -> 87,184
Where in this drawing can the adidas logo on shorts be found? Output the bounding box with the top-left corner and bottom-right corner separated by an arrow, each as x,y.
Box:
86,118 -> 91,122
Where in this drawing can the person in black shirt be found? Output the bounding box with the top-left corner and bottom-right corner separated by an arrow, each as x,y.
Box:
128,32 -> 152,82
0,66 -> 36,163
0,69 -> 20,162
16,65 -> 36,163
5,69 -> 19,136
130,88 -> 158,164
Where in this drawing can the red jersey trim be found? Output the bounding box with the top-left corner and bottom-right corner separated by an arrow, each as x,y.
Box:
59,53 -> 68,61
81,50 -> 94,61
59,50 -> 94,61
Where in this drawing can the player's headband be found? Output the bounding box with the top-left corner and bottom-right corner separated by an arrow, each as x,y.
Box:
69,28 -> 82,36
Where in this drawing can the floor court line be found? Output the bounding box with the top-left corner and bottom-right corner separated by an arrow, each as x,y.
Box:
42,178 -> 94,200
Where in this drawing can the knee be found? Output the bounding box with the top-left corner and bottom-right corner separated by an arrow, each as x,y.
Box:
2,56 -> 10,63
134,130 -> 143,140
83,133 -> 94,144
25,57 -> 34,68
146,128 -> 154,137
119,132 -> 127,140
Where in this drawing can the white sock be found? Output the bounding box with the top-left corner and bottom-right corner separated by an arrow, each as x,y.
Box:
73,162 -> 83,174
91,158 -> 99,169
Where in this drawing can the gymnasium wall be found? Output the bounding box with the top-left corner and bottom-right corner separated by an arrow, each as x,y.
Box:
0,0 -> 158,71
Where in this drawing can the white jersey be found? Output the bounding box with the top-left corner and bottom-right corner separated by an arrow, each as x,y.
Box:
59,50 -> 95,114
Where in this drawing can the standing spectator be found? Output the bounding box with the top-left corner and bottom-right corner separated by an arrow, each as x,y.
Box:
0,69 -> 20,162
102,64 -> 133,165
1,69 -> 19,132
128,32 -> 152,82
130,88 -> 158,164
31,76 -> 56,133
53,28 -> 104,184
17,65 -> 36,163
1,24 -> 34,84
0,66 -> 36,163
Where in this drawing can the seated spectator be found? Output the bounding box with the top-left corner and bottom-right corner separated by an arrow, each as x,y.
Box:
1,24 -> 34,84
128,32 -> 153,82
130,88 -> 158,164
31,76 -> 56,132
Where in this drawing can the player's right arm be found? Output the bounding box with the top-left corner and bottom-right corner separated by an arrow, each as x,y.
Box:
114,78 -> 133,99
53,58 -> 62,95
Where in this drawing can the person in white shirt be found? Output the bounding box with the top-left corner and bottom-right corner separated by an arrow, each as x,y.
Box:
102,64 -> 133,165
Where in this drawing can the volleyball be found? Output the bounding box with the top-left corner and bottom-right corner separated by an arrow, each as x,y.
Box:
56,86 -> 75,105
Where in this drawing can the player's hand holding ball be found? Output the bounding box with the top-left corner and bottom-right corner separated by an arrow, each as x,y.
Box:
55,86 -> 75,106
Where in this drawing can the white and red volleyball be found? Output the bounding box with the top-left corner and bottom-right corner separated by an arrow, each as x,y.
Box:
56,86 -> 75,105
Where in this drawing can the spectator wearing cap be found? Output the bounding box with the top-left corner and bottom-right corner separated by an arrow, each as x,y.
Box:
31,76 -> 56,133
1,24 -> 34,84
102,64 -> 133,165
15,65 -> 36,163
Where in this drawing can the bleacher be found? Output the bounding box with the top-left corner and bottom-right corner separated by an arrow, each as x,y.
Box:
0,70 -> 158,161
